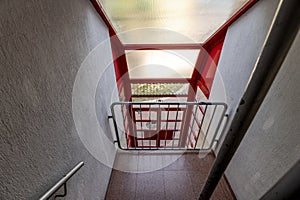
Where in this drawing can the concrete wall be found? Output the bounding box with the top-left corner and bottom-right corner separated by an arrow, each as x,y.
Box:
0,0 -> 117,199
225,25 -> 300,200
209,0 -> 300,199
210,0 -> 280,153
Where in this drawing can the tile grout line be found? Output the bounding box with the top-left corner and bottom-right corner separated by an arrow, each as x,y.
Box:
134,151 -> 140,199
163,168 -> 167,199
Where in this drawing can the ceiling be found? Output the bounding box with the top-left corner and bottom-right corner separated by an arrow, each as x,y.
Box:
98,0 -> 250,44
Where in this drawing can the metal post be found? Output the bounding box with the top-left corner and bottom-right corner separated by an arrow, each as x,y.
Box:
199,0 -> 300,199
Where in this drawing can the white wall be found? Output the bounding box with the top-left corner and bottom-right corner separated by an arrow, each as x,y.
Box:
210,0 -> 280,154
226,25 -> 300,200
0,0 -> 117,199
209,0 -> 300,199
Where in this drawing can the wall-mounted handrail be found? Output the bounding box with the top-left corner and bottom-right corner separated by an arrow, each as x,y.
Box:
39,161 -> 84,200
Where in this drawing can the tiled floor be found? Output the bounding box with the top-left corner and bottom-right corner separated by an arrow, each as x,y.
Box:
106,152 -> 235,200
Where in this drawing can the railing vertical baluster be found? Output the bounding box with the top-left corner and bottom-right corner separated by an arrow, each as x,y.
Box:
157,104 -> 161,148
149,104 -> 151,149
140,103 -> 143,149
121,104 -> 129,148
180,104 -> 191,147
195,105 -> 208,148
201,105 -> 217,149
165,104 -> 170,148
130,104 -> 137,149
172,104 -> 180,148
188,104 -> 198,149
208,105 -> 228,149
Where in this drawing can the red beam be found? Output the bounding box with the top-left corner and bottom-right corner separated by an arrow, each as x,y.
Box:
90,0 -> 121,39
124,43 -> 203,50
91,0 -> 258,149
130,78 -> 191,84
196,0 -> 259,98
179,50 -> 208,146
190,50 -> 210,94
90,0 -> 129,99
203,0 -> 259,50
131,94 -> 188,98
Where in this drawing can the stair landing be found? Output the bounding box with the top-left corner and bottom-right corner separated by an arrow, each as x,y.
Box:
105,152 -> 235,200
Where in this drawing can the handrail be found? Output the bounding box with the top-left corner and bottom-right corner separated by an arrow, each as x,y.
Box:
39,161 -> 84,200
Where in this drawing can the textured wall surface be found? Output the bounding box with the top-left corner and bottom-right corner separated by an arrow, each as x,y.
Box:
209,0 -> 300,199
226,29 -> 300,200
0,0 -> 117,199
210,0 -> 279,154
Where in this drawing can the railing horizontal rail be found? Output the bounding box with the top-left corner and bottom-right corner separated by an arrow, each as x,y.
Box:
111,102 -> 225,106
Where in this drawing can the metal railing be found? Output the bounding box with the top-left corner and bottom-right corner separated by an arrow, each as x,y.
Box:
39,161 -> 84,200
110,102 -> 227,150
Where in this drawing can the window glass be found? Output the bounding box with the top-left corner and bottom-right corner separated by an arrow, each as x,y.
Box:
126,50 -> 200,78
98,0 -> 249,44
